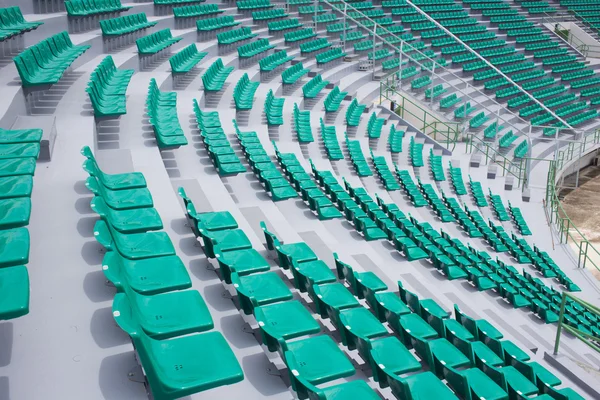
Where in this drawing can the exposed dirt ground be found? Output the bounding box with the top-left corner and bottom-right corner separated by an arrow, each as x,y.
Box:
560,165 -> 600,280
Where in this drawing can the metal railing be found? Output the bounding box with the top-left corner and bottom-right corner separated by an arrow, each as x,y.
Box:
380,76 -> 460,151
554,292 -> 600,354
541,12 -> 600,58
544,129 -> 600,271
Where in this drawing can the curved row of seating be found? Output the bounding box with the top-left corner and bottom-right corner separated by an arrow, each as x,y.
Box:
14,31 -> 90,87
65,0 -> 130,16
320,119 -> 343,160
83,147 -> 244,399
233,120 -> 297,201
233,73 -> 259,111
345,134 -> 373,177
0,6 -> 42,40
193,101 -> 246,176
294,103 -> 313,143
99,12 -> 156,37
136,28 -> 181,55
86,56 -> 133,117
146,79 -> 187,148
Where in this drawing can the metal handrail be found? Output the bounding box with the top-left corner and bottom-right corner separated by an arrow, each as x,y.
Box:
554,292 -> 600,355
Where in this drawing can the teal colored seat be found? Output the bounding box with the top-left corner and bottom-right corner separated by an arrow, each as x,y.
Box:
231,272 -> 293,315
0,158 -> 36,177
0,127 -> 42,143
112,322 -> 244,400
311,282 -> 360,319
214,247 -> 270,284
81,146 -> 147,190
397,313 -> 438,346
444,365 -> 508,400
0,198 -> 31,229
0,265 -> 29,320
86,177 -> 153,210
195,210 -> 238,232
388,371 -> 459,400
199,228 -> 251,259
368,336 -> 421,385
113,288 -> 213,340
283,335 -> 356,400
254,300 -> 320,351
94,220 -> 175,260
102,250 -> 192,295
0,227 -> 29,268
336,306 -> 387,353
0,175 -> 33,199
91,197 -> 162,234
372,291 -> 411,323
291,259 -> 336,292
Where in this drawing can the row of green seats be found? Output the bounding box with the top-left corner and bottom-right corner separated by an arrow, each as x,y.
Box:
284,27 -> 316,44
273,146 -> 343,220
341,30 -> 365,42
368,48 -> 392,61
264,89 -> 284,126
449,164 -> 467,195
268,18 -> 302,32
258,50 -> 294,72
169,43 -> 206,74
469,112 -> 489,129
258,227 -> 385,398
238,38 -> 275,58
217,26 -> 256,45
86,55 -> 133,117
202,58 -> 233,92
14,31 -> 90,87
316,47 -> 346,65
65,0 -> 130,16
499,130 -> 518,148
326,22 -> 352,33
367,112 -> 385,139
468,177 -> 488,207
281,62 -> 309,85
324,86 -> 347,113
237,0 -> 273,10
192,100 -> 246,175
233,73 -> 259,111
233,120 -> 297,201
84,148 -> 244,400
136,29 -> 181,55
0,6 -> 42,40
294,104 -> 314,143
99,12 -> 156,36
346,99 -> 366,127
0,127 -> 41,320
299,5 -> 325,14
154,0 -> 206,4
320,119 -> 344,160
425,84 -> 447,100
300,37 -> 331,54
147,79 -> 187,148
514,140 -> 529,159
346,134 -> 373,176
429,149 -> 445,181
196,15 -> 239,31
509,202 -> 531,235
395,167 -> 428,208
372,152 -> 401,190
173,3 -> 223,18
389,125 -> 404,153
313,12 -> 338,24
420,182 -> 456,222
489,189 -> 510,221
302,74 -> 328,98
252,8 -> 288,20
409,137 -> 424,167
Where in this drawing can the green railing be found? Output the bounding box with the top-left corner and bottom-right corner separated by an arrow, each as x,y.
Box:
380,76 -> 460,151
554,292 -> 600,354
543,11 -> 600,58
544,130 -> 600,271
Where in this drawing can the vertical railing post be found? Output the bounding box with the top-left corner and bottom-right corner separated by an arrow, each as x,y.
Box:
372,24 -> 377,77
554,293 -> 568,355
342,3 -> 347,51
